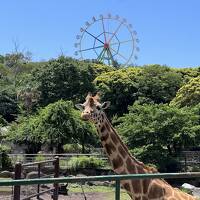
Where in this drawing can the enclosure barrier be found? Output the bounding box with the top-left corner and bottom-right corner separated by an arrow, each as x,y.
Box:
0,172 -> 200,200
13,156 -> 59,200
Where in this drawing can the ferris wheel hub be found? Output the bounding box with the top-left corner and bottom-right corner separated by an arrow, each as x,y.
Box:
104,43 -> 109,49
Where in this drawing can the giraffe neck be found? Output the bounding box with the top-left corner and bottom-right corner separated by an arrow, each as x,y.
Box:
94,112 -> 148,174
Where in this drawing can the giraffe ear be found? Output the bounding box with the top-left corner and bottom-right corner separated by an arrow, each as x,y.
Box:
101,101 -> 110,110
75,104 -> 84,111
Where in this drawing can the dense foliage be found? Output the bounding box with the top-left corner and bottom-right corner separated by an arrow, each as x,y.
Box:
170,76 -> 200,107
116,103 -> 200,171
136,65 -> 183,104
68,156 -> 105,170
7,100 -> 97,153
94,68 -> 141,116
0,54 -> 199,172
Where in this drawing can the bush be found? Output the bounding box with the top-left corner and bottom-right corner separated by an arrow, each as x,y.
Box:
68,156 -> 105,170
63,144 -> 82,153
0,115 -> 7,126
34,154 -> 45,162
0,145 -> 12,170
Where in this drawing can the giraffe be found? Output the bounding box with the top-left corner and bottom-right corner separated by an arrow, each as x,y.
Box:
76,92 -> 196,200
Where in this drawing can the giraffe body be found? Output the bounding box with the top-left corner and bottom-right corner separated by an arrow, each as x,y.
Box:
76,93 -> 196,200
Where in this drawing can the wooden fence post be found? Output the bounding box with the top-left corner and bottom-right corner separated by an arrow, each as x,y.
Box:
13,162 -> 22,200
37,163 -> 41,199
53,156 -> 59,200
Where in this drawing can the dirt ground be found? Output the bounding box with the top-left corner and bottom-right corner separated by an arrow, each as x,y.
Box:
0,192 -> 111,200
0,184 -> 115,200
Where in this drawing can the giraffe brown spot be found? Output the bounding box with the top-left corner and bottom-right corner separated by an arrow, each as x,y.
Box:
137,165 -> 147,174
126,157 -> 137,174
142,196 -> 148,200
104,144 -> 112,155
132,180 -> 142,193
142,179 -> 151,193
118,146 -> 126,158
148,181 -> 164,199
105,122 -> 111,131
112,155 -> 123,169
126,157 -> 132,166
110,132 -> 118,144
123,182 -> 131,192
100,125 -> 106,133
135,197 -> 141,200
104,142 -> 116,156
100,132 -> 109,141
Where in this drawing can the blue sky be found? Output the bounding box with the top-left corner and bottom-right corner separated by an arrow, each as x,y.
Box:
0,0 -> 200,67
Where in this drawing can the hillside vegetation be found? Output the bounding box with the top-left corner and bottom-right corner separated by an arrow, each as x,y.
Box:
0,52 -> 200,172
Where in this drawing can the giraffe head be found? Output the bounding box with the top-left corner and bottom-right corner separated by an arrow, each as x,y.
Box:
75,92 -> 110,122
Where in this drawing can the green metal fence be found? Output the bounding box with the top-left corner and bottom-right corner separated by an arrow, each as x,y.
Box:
0,172 -> 200,200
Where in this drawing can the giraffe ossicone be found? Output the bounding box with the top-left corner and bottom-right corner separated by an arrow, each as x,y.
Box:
76,92 -> 196,200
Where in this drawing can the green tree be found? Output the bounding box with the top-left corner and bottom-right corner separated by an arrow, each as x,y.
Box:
136,65 -> 183,104
25,57 -> 97,106
0,55 -> 4,64
94,67 -> 141,116
0,115 -> 7,126
0,63 -> 11,77
116,103 -> 199,171
175,67 -> 200,83
0,91 -> 18,122
7,100 -> 97,153
170,76 -> 200,107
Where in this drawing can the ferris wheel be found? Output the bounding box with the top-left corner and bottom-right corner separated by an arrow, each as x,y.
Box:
74,14 -> 139,66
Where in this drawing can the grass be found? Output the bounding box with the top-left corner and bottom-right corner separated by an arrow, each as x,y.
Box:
0,178 -> 12,193
69,184 -> 132,200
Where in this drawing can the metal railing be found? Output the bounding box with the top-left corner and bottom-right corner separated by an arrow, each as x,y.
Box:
0,172 -> 200,200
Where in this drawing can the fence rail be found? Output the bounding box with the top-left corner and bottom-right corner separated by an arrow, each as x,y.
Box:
7,152 -> 200,169
0,172 -> 200,200
8,153 -> 107,166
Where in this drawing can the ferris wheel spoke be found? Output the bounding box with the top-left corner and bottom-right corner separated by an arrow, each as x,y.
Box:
108,22 -> 123,43
110,47 -> 129,61
101,49 -> 107,61
97,48 -> 105,61
107,48 -> 115,65
85,30 -> 104,45
101,18 -> 107,43
79,45 -> 104,52
110,39 -> 133,46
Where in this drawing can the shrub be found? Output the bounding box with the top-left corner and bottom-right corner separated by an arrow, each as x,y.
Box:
68,156 -> 105,170
35,154 -> 45,162
0,115 -> 7,126
0,144 -> 12,170
63,144 -> 82,153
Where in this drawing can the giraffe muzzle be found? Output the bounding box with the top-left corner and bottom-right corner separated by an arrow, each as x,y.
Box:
81,113 -> 90,121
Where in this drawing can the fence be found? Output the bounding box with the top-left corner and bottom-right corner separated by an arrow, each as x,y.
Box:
13,156 -> 59,200
0,172 -> 200,200
8,153 -> 107,167
7,152 -> 200,170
